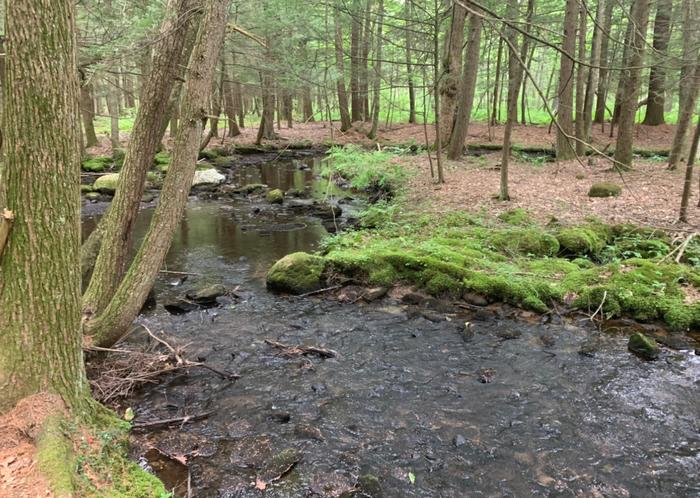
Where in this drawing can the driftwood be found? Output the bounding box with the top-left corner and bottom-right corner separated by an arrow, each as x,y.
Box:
0,209 -> 14,259
132,411 -> 213,430
264,339 -> 338,359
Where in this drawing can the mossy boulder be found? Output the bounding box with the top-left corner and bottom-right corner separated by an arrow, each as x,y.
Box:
185,283 -> 226,304
628,332 -> 660,360
266,188 -> 284,204
235,183 -> 267,195
267,252 -> 327,294
93,173 -> 120,194
198,149 -> 220,161
491,228 -> 559,256
81,156 -> 112,172
85,192 -> 101,201
192,168 -> 225,187
498,208 -> 531,225
80,184 -> 94,193
556,224 -> 611,255
588,182 -> 622,198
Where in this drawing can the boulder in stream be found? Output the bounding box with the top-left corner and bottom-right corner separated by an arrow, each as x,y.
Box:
628,332 -> 660,360
266,252 -> 326,294
266,188 -> 284,204
93,173 -> 120,194
192,168 -> 225,187
185,283 -> 226,304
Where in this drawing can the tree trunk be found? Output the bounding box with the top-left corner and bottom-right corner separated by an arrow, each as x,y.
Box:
361,0 -> 373,121
123,69 -> 136,109
613,0 -> 651,169
302,85 -> 314,122
556,0 -> 578,160
223,46 -> 241,137
500,0 -> 524,201
106,76 -> 121,149
642,0 -> 673,125
680,115 -> 700,221
85,0 -> 230,347
575,3 -> 587,156
519,0 -> 536,125
611,16 -> 634,130
350,0 -> 362,121
80,76 -> 99,148
405,0 -> 417,124
257,70 -> 278,142
668,63 -> 700,170
334,4 -> 352,132
367,0 -> 384,139
490,37 -> 503,126
438,1 -> 467,145
594,0 -> 615,123
583,0 -> 605,143
0,0 -> 90,413
82,0 -> 198,316
447,13 -> 482,160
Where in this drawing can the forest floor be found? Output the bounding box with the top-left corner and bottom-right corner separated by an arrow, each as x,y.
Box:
88,120 -> 698,228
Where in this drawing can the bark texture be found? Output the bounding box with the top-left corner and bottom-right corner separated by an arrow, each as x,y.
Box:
334,4 -> 352,132
438,2 -> 467,145
0,0 -> 89,414
556,0 -> 578,160
642,0 -> 672,125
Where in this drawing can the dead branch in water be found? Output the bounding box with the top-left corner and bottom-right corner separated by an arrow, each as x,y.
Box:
132,411 -> 213,430
264,339 -> 338,359
86,325 -> 237,404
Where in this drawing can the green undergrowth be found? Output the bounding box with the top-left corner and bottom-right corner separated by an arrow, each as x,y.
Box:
42,410 -> 169,498
316,208 -> 700,331
321,144 -> 411,197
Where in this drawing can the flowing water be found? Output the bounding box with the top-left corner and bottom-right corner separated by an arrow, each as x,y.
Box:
84,153 -> 700,497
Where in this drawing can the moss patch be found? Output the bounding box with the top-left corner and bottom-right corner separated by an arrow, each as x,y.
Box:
266,188 -> 284,204
588,182 -> 622,197
267,252 -> 327,294
37,415 -> 75,496
82,156 -> 113,173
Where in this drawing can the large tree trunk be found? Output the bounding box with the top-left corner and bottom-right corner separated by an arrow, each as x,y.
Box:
80,76 -> 99,148
613,0 -> 651,169
0,0 -> 89,413
82,0 -> 198,315
257,70 -> 278,142
438,1 -> 467,145
367,0 -> 384,139
85,0 -> 230,347
302,85 -> 314,122
555,0 -> 578,160
642,0 -> 673,125
594,0 -> 615,123
405,0 -> 417,124
500,0 -> 524,201
334,4 -> 352,132
583,0 -> 605,143
447,13 -> 482,160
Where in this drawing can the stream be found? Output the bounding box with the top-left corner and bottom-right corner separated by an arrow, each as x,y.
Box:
83,153 -> 700,497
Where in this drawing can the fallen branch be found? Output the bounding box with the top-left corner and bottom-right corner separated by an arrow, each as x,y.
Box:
295,285 -> 342,298
264,339 -> 338,359
132,411 -> 213,429
0,209 -> 14,259
658,232 -> 698,264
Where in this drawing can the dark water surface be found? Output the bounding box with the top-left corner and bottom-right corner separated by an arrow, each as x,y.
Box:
85,155 -> 700,497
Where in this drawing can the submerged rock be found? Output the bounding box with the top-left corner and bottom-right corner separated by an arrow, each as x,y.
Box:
266,188 -> 284,204
286,199 -> 342,219
588,182 -> 622,198
93,173 -> 120,194
192,168 -> 225,187
266,252 -> 327,294
185,283 -> 226,304
163,297 -> 200,315
628,332 -> 660,360
358,474 -> 383,497
234,183 -> 267,195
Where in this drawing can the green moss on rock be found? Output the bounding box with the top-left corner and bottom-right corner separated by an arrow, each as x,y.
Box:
628,332 -> 660,360
556,223 -> 611,255
491,228 -> 559,256
588,182 -> 622,197
93,173 -> 120,194
81,156 -> 112,172
266,188 -> 285,204
267,252 -> 327,294
498,208 -> 531,225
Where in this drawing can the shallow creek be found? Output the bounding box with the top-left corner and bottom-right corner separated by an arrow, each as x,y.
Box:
83,154 -> 700,497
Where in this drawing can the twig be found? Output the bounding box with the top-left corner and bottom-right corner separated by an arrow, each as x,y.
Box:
296,285 -> 342,297
132,411 -> 213,429
264,339 -> 338,358
159,270 -> 203,276
589,290 -> 607,324
658,232 -> 698,264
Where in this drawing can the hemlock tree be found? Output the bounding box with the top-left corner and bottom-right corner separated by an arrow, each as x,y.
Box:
555,0 -> 578,160
0,0 -> 91,415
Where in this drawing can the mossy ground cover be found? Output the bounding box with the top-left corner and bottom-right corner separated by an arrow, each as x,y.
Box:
268,146 -> 700,332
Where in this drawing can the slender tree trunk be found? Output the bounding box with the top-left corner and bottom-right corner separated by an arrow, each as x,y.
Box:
361,0 -> 373,121
367,0 -> 384,139
448,13 -> 482,160
284,91 -> 293,128
668,63 -> 700,170
438,1 -> 467,145
680,116 -> 700,221
405,0 -> 417,124
82,0 -> 198,315
302,85 -> 314,122
257,70 -> 278,142
123,69 -> 136,108
334,4 -> 352,132
491,37 -> 503,126
611,16 -> 634,131
613,0 -> 651,169
575,3 -> 587,156
350,0 -> 362,121
0,0 -> 90,414
500,0 -> 524,201
556,0 -> 578,160
519,0 -> 536,125
223,47 -> 241,137
594,0 -> 615,124
642,0 -> 673,125
85,0 -> 230,347
106,76 -> 120,149
583,0 -> 605,143
80,76 -> 99,148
